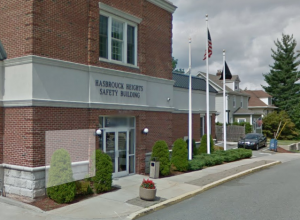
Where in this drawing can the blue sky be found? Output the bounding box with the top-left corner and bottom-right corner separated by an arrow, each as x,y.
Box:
169,0 -> 300,90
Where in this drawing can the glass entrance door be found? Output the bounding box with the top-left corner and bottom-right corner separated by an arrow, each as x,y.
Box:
104,130 -> 129,177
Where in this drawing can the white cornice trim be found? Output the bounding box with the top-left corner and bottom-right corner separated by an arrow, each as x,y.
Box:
0,161 -> 89,172
89,65 -> 175,85
1,99 -> 178,112
147,0 -> 177,13
3,55 -> 175,86
99,3 -> 142,24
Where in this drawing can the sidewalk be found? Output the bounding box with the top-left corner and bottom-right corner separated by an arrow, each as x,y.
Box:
1,153 -> 300,220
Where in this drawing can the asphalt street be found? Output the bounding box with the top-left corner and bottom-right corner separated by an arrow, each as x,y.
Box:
137,156 -> 300,220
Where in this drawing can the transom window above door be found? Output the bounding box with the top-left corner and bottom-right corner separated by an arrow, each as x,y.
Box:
99,4 -> 141,67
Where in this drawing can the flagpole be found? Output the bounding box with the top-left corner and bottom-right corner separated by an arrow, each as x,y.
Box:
188,37 -> 192,160
206,14 -> 210,154
223,49 -> 227,151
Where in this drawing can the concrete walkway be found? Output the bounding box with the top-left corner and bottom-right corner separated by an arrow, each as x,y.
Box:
1,153 -> 300,220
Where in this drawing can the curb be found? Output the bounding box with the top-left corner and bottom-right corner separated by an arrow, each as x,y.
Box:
0,196 -> 44,213
126,160 -> 281,220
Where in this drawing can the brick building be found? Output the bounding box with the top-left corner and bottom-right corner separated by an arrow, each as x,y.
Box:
0,0 -> 216,200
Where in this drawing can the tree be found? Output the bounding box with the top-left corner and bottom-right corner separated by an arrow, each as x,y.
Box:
171,139 -> 188,171
172,57 -> 178,71
262,34 -> 300,116
91,150 -> 113,193
46,148 -> 76,203
151,140 -> 171,176
172,56 -> 185,73
262,111 -> 298,140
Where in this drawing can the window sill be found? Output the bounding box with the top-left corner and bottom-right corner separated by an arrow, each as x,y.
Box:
99,58 -> 140,70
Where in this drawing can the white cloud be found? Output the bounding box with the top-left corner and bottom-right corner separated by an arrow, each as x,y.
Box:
169,0 -> 300,90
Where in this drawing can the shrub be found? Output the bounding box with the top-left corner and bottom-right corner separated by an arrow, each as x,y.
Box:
188,159 -> 206,171
186,139 -> 197,158
151,140 -> 171,176
47,148 -> 76,203
75,181 -> 94,195
198,135 -> 214,154
188,148 -> 252,171
172,139 -> 188,171
92,150 -> 113,193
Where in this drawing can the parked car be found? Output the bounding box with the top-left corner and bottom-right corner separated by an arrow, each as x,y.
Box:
237,133 -> 267,150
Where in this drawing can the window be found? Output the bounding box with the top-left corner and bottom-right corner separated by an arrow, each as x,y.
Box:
235,82 -> 239,91
241,97 -> 243,107
233,95 -> 236,107
237,118 -> 246,123
99,13 -> 138,66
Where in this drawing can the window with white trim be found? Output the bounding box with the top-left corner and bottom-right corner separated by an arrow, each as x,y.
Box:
99,12 -> 138,66
237,118 -> 246,123
241,97 -> 243,107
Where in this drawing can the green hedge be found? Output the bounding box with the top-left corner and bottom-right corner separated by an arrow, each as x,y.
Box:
91,150 -> 113,193
198,135 -> 215,154
151,140 -> 171,176
46,148 -> 76,203
172,139 -> 188,171
188,148 -> 252,171
186,139 -> 197,158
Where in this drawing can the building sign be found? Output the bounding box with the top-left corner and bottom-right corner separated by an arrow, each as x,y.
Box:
95,80 -> 143,98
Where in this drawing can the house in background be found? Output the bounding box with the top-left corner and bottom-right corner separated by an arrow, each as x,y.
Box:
198,71 -> 250,124
244,90 -> 277,116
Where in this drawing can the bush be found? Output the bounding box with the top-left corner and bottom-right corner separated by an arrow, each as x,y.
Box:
186,139 -> 197,158
198,135 -> 215,154
47,148 -> 76,203
151,140 -> 171,176
92,150 -> 113,193
188,148 -> 252,171
172,139 -> 188,171
75,181 -> 94,195
188,159 -> 206,171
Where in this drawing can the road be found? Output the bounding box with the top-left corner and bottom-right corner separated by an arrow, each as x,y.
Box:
138,157 -> 300,220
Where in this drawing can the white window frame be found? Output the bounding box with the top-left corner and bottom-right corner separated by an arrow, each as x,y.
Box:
99,9 -> 139,68
237,118 -> 246,123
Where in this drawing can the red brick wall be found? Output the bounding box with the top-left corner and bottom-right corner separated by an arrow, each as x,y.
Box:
172,113 -> 201,142
1,107 -> 170,173
0,0 -> 34,58
0,0 -> 173,80
2,107 -> 213,173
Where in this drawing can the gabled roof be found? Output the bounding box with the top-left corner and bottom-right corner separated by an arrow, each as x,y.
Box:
244,90 -> 276,108
173,72 -> 217,93
247,90 -> 271,98
197,72 -> 249,97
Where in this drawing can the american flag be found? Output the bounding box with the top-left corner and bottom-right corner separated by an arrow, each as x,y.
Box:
203,29 -> 212,60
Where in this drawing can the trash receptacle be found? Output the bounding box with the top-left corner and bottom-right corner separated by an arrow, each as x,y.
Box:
149,158 -> 160,179
269,139 -> 277,152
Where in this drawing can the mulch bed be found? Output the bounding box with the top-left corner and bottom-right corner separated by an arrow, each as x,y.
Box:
276,147 -> 293,153
28,186 -> 119,211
